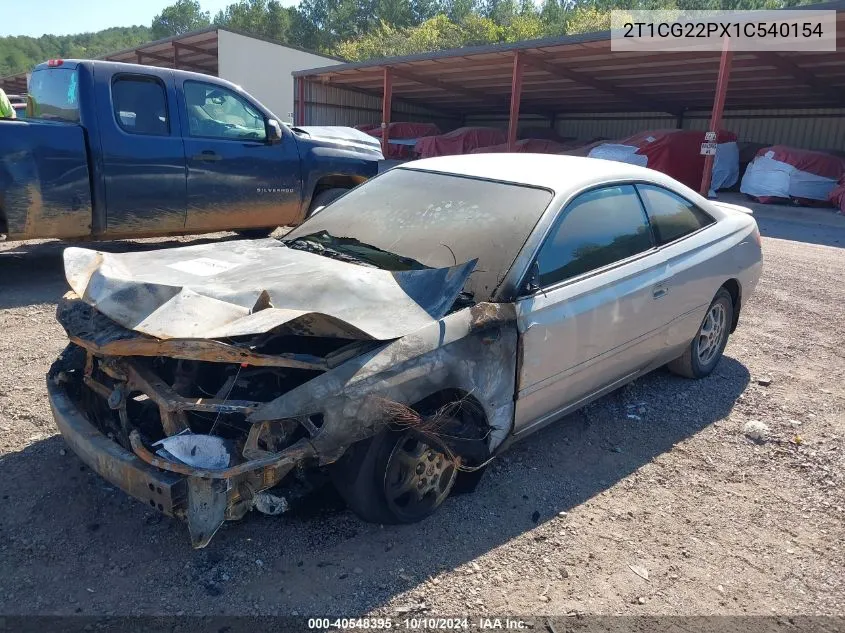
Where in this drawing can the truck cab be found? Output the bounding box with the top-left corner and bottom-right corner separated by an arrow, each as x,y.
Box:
0,60 -> 381,241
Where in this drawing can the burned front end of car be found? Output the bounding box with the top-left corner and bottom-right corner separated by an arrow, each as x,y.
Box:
47,239 -> 518,547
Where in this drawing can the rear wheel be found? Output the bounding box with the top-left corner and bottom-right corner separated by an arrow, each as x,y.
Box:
668,288 -> 733,379
330,428 -> 459,524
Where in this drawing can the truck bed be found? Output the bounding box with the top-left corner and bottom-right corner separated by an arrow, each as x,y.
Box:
0,119 -> 92,240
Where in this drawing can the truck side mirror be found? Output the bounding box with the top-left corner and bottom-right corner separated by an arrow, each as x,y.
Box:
267,119 -> 283,144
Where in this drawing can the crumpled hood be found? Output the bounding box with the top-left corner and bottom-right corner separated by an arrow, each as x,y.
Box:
63,239 -> 476,341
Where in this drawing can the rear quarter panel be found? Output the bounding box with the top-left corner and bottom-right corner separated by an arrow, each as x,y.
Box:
660,212 -> 762,351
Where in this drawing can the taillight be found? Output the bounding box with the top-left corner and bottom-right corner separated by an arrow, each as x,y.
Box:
47,59 -> 64,67
751,223 -> 762,246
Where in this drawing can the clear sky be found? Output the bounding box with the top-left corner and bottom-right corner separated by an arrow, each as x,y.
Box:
3,0 -> 298,38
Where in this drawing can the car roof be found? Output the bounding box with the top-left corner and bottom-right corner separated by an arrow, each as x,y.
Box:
400,153 -> 704,200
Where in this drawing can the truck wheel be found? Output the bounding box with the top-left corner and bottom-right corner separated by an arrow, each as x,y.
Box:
235,228 -> 275,238
329,428 -> 459,525
308,188 -> 347,216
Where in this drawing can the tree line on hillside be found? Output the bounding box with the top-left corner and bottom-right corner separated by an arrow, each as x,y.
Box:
0,0 -> 818,77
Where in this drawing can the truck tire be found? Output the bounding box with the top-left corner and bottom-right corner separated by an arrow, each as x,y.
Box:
235,228 -> 276,238
307,188 -> 347,216
236,188 -> 348,238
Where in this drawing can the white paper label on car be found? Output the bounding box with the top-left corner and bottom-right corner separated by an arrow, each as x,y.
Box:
700,142 -> 718,156
167,258 -> 242,277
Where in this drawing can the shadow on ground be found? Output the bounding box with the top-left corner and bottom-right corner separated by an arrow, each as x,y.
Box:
0,357 -> 750,615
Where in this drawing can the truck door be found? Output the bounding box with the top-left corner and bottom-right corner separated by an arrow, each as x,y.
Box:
97,69 -> 187,234
178,79 -> 302,232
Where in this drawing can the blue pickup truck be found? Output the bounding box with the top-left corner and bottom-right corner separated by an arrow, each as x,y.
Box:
0,60 -> 381,241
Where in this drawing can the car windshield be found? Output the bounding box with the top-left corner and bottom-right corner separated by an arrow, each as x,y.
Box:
283,168 -> 553,301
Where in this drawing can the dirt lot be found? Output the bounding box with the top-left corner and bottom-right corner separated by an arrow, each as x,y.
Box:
0,196 -> 843,618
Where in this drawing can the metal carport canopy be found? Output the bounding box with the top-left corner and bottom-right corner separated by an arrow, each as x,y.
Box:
293,3 -> 845,118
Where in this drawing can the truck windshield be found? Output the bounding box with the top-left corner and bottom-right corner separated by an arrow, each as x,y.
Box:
283,168 -> 553,301
28,67 -> 80,123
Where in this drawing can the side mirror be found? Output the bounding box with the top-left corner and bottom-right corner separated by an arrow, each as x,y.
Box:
267,119 -> 282,144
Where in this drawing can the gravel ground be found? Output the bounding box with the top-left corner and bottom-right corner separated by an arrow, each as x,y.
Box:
0,196 -> 842,618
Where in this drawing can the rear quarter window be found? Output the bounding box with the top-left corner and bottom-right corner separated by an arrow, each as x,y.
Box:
637,184 -> 715,245
27,67 -> 80,123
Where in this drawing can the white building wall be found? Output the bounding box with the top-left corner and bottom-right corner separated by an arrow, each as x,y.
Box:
217,29 -> 340,123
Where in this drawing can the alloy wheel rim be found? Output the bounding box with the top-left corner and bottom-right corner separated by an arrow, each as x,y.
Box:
384,432 -> 457,521
697,302 -> 727,366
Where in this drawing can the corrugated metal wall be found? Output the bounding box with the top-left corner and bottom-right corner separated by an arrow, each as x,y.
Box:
548,109 -> 845,150
683,109 -> 845,151
552,113 -> 678,140
302,80 -> 845,151
301,81 -> 460,130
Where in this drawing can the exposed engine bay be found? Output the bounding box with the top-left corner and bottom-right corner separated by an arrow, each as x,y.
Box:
48,239 -> 518,547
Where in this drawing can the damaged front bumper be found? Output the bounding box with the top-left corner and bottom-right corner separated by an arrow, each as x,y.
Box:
48,378 -> 188,517
48,350 -> 319,548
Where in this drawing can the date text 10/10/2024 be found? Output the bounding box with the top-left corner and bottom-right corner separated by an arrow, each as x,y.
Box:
307,617 -> 530,630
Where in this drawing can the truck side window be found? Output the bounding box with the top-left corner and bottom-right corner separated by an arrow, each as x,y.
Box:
184,81 -> 267,142
112,75 -> 169,136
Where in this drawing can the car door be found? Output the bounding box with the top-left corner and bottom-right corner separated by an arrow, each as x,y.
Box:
635,184 -> 719,351
179,79 -> 302,232
99,71 -> 187,234
513,184 -> 674,435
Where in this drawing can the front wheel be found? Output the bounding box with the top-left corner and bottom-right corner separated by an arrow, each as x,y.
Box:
329,428 -> 459,524
668,288 -> 733,379
307,188 -> 348,217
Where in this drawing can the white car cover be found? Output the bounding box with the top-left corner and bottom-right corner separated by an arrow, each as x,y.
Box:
740,151 -> 839,201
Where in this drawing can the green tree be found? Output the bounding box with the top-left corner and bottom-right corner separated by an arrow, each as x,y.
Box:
151,0 -> 211,39
0,26 -> 151,77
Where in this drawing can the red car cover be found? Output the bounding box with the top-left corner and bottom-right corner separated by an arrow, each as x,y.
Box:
414,127 -> 507,158
617,129 -> 736,190
367,122 -> 441,159
828,176 -> 845,214
558,138 -> 614,157
367,122 -> 441,140
470,138 -> 568,154
747,146 -> 845,205
756,145 -> 845,180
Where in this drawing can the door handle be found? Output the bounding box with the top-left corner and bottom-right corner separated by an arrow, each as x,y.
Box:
653,284 -> 669,299
192,150 -> 221,162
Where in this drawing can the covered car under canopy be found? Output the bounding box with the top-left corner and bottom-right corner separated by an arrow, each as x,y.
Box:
366,122 -> 441,159
470,138 -> 569,154
741,145 -> 845,205
414,127 -> 507,158
587,129 -> 739,195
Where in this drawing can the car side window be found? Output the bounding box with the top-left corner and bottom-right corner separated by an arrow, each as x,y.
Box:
535,184 -> 654,287
636,184 -> 714,245
112,75 -> 169,136
184,81 -> 267,142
